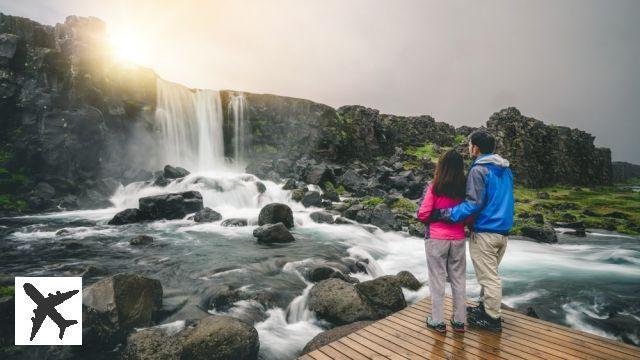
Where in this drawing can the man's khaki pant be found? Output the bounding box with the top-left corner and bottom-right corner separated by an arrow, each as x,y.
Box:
469,232 -> 507,319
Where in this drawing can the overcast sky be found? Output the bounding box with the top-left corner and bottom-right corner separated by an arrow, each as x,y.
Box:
2,0 -> 639,161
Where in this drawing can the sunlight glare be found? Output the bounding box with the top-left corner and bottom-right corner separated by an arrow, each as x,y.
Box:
109,29 -> 150,66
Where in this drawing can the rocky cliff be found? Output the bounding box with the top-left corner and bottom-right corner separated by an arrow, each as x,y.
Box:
0,13 -> 615,216
612,161 -> 640,183
487,107 -> 612,187
0,14 -> 156,214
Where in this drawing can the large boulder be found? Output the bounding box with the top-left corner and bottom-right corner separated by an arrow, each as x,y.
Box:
253,223 -> 295,243
301,191 -> 322,208
394,271 -> 422,291
308,279 -> 375,325
181,316 -> 259,360
108,208 -> 142,225
163,165 -> 190,179
122,316 -> 259,360
138,191 -> 204,220
258,203 -> 294,228
355,276 -> 407,317
310,211 -> 334,224
340,170 -> 368,193
82,273 -> 163,330
522,224 -> 558,243
302,321 -> 374,354
192,207 -> 222,223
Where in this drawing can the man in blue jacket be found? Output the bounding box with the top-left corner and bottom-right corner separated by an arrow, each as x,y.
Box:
431,130 -> 514,331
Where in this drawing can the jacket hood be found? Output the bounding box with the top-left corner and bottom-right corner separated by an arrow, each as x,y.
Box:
474,154 -> 510,168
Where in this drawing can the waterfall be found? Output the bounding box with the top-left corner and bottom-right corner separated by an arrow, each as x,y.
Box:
155,78 -> 225,171
228,93 -> 247,163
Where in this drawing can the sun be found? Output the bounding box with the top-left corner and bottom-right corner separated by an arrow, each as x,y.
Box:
108,30 -> 150,66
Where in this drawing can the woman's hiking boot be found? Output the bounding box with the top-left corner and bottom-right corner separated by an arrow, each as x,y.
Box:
426,316 -> 446,334
450,318 -> 465,333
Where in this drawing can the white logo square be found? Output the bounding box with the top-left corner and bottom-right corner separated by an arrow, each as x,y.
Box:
14,277 -> 82,345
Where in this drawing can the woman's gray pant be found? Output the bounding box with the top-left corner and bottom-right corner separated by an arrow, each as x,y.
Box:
425,238 -> 467,324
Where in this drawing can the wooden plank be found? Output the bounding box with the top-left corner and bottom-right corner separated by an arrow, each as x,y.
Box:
314,345 -> 352,360
328,341 -> 369,360
347,331 -> 412,359
360,326 -> 431,359
337,337 -> 386,359
460,298 -> 640,356
385,313 -> 494,360
354,328 -> 425,359
437,300 -> 636,360
367,321 -> 449,360
405,304 -> 591,360
415,300 -> 613,360
298,354 -> 315,360
391,310 -> 531,360
306,349 -> 335,360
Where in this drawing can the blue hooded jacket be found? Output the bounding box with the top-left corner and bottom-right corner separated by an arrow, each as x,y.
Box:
441,153 -> 514,234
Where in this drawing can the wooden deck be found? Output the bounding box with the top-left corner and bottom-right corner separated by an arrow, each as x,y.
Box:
299,297 -> 640,360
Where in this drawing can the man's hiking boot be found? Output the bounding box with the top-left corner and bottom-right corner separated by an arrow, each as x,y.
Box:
450,318 -> 465,333
468,312 -> 502,332
426,316 -> 446,334
467,302 -> 485,317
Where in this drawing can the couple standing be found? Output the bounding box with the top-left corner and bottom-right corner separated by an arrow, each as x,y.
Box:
417,131 -> 514,333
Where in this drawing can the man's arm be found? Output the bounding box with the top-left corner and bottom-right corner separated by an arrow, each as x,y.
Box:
440,166 -> 488,223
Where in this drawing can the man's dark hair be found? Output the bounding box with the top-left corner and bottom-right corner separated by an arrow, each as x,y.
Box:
470,130 -> 495,154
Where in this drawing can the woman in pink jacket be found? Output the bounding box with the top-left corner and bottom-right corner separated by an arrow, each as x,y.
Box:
417,149 -> 468,334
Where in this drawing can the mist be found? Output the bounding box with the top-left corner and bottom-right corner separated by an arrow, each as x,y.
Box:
2,0 -> 639,161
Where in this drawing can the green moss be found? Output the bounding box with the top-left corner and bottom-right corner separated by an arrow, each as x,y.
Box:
406,143 -> 438,161
0,194 -> 28,212
252,144 -> 278,154
391,197 -> 417,212
362,197 -> 384,208
0,286 -> 14,297
0,148 -> 12,163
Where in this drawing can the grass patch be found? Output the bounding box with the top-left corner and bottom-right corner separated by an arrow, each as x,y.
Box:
0,286 -> 14,297
406,143 -> 438,161
513,185 -> 640,235
0,194 -> 28,213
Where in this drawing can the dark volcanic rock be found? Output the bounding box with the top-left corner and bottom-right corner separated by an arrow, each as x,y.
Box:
82,273 -> 163,330
253,223 -> 295,243
221,218 -> 248,227
122,315 -> 259,360
301,191 -> 323,208
308,278 -> 375,325
394,271 -> 422,291
310,211 -> 334,224
192,207 -> 222,223
355,276 -> 407,317
130,235 -> 154,246
163,165 -> 190,179
258,203 -> 294,228
108,208 -> 142,225
522,224 -> 558,243
138,191 -> 204,220
487,107 -> 611,186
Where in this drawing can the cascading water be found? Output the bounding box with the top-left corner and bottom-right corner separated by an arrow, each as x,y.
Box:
155,79 -> 225,171
228,93 -> 247,164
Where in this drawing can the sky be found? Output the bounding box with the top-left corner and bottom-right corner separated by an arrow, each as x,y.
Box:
2,0 -> 639,162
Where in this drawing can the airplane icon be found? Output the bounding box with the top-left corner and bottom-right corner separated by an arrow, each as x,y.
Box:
23,283 -> 79,341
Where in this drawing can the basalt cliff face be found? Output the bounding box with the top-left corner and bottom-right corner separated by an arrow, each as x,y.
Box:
0,13 -> 616,216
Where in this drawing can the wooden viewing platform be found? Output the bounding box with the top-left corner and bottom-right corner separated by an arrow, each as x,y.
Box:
299,297 -> 640,360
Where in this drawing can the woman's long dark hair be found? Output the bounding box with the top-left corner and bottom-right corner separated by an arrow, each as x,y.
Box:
432,150 -> 466,199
